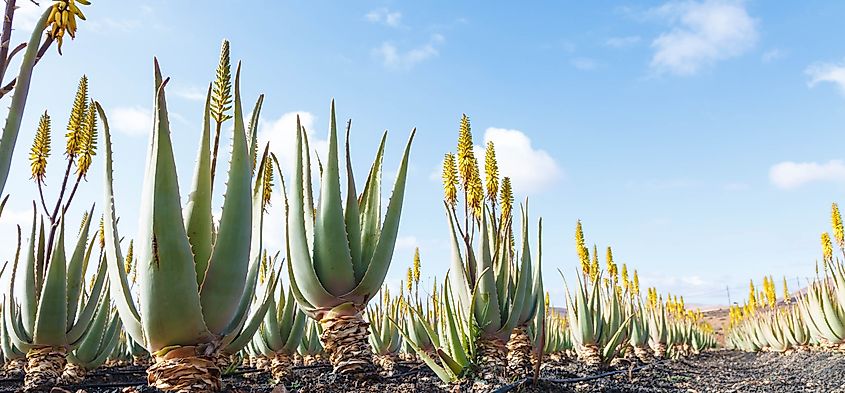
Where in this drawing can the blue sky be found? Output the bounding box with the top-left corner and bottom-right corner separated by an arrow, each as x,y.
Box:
2,0 -> 845,307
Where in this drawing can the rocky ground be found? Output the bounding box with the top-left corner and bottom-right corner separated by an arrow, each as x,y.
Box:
1,350 -> 844,392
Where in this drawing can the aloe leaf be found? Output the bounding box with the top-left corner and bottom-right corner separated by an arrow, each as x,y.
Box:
247,94 -> 265,173
184,85 -> 214,285
344,123 -> 364,282
312,101 -> 356,295
473,207 -> 501,334
33,216 -> 68,347
287,119 -> 335,308
74,285 -> 111,362
223,263 -> 282,353
66,205 -> 95,329
20,207 -> 38,335
0,9 -> 50,196
344,130 -> 415,303
391,316 -> 457,383
201,63 -> 254,334
283,309 -> 307,353
67,256 -> 107,346
358,132 -> 387,271
99,101 -> 145,347
220,147 -> 270,337
136,60 -> 210,352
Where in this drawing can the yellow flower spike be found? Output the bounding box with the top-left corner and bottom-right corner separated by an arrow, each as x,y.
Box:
75,99 -> 98,177
261,156 -> 273,210
406,267 -> 413,293
575,220 -> 590,277
484,141 -> 499,203
822,232 -> 833,265
833,203 -> 845,251
211,40 -> 233,125
98,215 -> 104,249
748,280 -> 757,309
782,276 -> 789,303
412,247 -> 421,285
500,176 -> 513,220
456,114 -> 476,189
258,250 -> 268,284
589,244 -> 599,281
467,160 -> 484,218
605,246 -> 617,282
124,239 -> 134,275
632,270 -> 640,296
620,263 -> 629,291
29,111 -> 51,183
442,153 -> 459,207
65,75 -> 89,157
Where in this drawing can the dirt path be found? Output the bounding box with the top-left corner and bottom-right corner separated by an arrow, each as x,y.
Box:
1,350 -> 843,392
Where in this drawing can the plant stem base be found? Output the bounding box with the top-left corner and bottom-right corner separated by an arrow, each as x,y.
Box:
506,327 -> 533,378
24,346 -> 66,391
147,346 -> 221,393
320,313 -> 375,375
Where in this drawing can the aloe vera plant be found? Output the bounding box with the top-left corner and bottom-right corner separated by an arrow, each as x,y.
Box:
367,291 -> 402,375
102,59 -> 277,392
6,208 -> 108,390
253,262 -> 307,381
60,288 -> 120,384
285,104 -> 415,375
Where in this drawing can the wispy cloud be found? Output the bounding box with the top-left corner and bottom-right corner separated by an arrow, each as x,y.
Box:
478,128 -> 562,194
111,106 -> 152,137
649,0 -> 758,76
365,8 -> 403,28
806,60 -> 845,94
605,35 -> 641,48
172,85 -> 207,102
373,34 -> 445,70
769,160 -> 845,189
571,57 -> 600,71
762,48 -> 784,63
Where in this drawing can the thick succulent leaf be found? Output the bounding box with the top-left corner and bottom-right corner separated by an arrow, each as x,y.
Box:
222,265 -> 281,353
358,132 -> 386,272
262,296 -> 283,350
444,207 -> 471,311
391,317 -> 457,383
501,206 -> 536,330
6,226 -> 33,349
0,308 -> 25,360
136,61 -> 210,352
283,309 -> 307,353
220,146 -> 270,338
345,130 -> 415,303
312,101 -> 356,295
201,64 -> 253,334
473,207 -> 501,334
66,205 -> 95,329
247,94 -> 264,174
344,123 -> 364,282
67,257 -> 107,346
33,217 -> 68,347
99,101 -> 145,347
300,130 -> 315,254
442,274 -> 469,367
184,85 -> 214,285
73,286 -> 111,363
20,207 -> 38,335
287,118 -> 335,309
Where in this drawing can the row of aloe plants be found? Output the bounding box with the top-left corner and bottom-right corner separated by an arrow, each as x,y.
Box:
726,203 -> 845,353
0,35 -> 716,392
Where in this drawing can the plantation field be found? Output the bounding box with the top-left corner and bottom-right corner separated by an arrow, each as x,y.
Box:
1,350 -> 842,392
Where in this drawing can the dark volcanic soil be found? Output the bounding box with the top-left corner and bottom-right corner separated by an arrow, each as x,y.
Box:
1,350 -> 844,392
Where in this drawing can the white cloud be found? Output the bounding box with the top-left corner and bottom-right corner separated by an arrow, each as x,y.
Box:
365,8 -> 403,28
257,111 -> 328,178
395,236 -> 419,252
172,86 -> 207,102
571,57 -> 599,71
649,0 -> 757,76
762,49 -> 784,63
111,106 -> 152,137
769,160 -> 845,189
374,34 -> 444,70
605,35 -> 641,48
806,61 -> 845,94
478,128 -> 562,194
